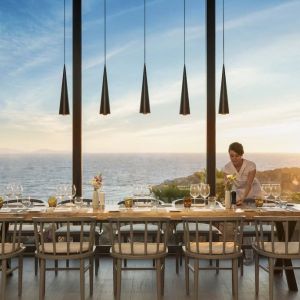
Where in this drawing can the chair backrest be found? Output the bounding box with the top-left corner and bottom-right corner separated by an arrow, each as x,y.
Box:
108,217 -> 169,256
4,198 -> 45,205
33,217 -> 96,256
183,216 -> 244,255
0,217 -> 24,257
254,216 -> 300,255
117,198 -> 164,206
59,198 -> 92,206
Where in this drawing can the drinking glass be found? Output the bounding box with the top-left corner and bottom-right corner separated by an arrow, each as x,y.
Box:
261,183 -> 271,201
208,196 -> 216,209
200,183 -> 210,205
15,184 -> 23,206
190,184 -> 200,204
56,185 -> 64,204
22,196 -> 31,208
271,184 -> 281,206
74,196 -> 83,208
5,184 -> 13,201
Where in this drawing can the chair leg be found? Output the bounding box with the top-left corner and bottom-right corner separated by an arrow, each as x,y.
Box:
255,252 -> 259,295
161,258 -> 165,296
156,259 -> 162,300
194,259 -> 199,300
175,248 -> 179,274
180,248 -> 183,266
80,259 -> 85,300
66,259 -> 69,268
240,254 -> 244,276
113,258 -> 117,296
18,255 -> 23,296
116,259 -> 122,300
232,258 -> 238,300
39,259 -> 45,300
54,260 -> 58,276
216,259 -> 219,275
35,256 -> 38,276
268,258 -> 274,300
1,259 -> 7,300
95,253 -> 99,276
89,256 -> 94,296
185,255 -> 190,295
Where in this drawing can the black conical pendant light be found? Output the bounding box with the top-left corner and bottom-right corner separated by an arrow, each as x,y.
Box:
100,0 -> 110,115
140,0 -> 150,114
218,0 -> 229,114
180,0 -> 190,115
59,0 -> 70,115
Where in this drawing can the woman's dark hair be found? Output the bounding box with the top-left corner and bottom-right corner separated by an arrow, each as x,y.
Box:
228,142 -> 244,156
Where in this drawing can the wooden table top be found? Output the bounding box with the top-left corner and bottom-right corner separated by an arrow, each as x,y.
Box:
1,204 -> 300,221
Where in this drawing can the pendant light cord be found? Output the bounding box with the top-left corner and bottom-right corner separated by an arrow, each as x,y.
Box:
64,0 -> 66,65
104,0 -> 106,65
144,0 -> 146,65
184,0 -> 186,65
223,0 -> 225,64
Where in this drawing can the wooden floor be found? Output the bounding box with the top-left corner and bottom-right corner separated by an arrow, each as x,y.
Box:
4,256 -> 300,300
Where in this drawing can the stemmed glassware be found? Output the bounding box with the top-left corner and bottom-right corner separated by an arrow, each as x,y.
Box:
15,184 -> 23,207
190,184 -> 200,205
22,196 -> 31,208
200,183 -> 210,206
66,184 -> 76,203
271,183 -> 281,206
261,183 -> 271,202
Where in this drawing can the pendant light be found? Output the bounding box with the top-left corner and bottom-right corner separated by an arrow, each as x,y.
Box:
59,0 -> 70,115
218,0 -> 229,114
180,0 -> 190,115
140,0 -> 150,114
100,0 -> 110,115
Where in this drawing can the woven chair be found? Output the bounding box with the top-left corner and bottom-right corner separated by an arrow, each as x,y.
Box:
172,198 -> 221,273
253,216 -> 300,300
6,199 -> 46,276
55,199 -> 103,275
109,217 -> 169,300
117,198 -> 164,268
183,216 -> 244,300
33,217 -> 96,300
0,217 -> 25,300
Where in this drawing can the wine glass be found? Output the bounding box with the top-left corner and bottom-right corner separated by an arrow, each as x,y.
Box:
15,184 -> 23,207
22,196 -> 31,208
200,183 -> 210,206
190,184 -> 200,204
261,184 -> 271,202
56,185 -> 64,204
271,183 -> 281,206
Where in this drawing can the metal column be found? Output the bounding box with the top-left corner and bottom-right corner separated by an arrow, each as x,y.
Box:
206,0 -> 216,195
73,0 -> 82,196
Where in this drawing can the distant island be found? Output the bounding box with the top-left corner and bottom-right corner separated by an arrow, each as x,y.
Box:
152,167 -> 300,203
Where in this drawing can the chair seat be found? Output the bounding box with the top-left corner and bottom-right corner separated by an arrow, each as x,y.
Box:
56,224 -> 100,234
39,242 -> 91,254
0,243 -> 24,254
112,242 -> 165,255
176,222 -> 220,233
186,242 -> 237,254
242,224 -> 273,234
119,224 -> 159,233
257,242 -> 300,255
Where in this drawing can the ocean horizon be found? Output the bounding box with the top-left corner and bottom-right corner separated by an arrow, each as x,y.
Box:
0,153 -> 299,202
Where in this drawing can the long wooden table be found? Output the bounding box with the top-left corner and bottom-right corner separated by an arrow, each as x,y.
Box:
1,204 -> 300,291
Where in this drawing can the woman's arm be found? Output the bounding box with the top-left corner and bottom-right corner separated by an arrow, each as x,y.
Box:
237,169 -> 256,205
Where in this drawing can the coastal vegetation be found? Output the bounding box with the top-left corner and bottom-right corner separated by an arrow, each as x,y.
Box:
152,168 -> 300,203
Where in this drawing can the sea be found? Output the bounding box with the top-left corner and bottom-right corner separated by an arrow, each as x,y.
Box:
0,153 -> 299,203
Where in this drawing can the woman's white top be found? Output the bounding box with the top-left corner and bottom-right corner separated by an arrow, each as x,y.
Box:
222,159 -> 262,199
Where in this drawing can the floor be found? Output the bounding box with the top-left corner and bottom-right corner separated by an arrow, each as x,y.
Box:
4,256 -> 300,300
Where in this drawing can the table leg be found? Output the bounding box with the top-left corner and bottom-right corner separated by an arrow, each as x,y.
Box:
275,221 -> 298,291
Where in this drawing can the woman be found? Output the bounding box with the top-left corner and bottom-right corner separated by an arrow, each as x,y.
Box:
223,142 -> 262,206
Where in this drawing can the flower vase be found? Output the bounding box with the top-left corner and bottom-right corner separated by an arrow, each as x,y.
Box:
92,189 -> 99,209
99,191 -> 105,210
225,190 -> 231,209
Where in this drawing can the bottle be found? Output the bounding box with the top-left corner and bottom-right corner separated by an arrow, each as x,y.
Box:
231,191 -> 236,209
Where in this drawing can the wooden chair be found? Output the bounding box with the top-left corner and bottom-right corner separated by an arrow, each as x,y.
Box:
55,199 -> 103,275
0,217 -> 25,300
33,217 -> 96,300
172,198 -> 221,273
253,216 -> 300,300
108,217 -> 169,300
183,216 -> 244,300
6,199 -> 46,275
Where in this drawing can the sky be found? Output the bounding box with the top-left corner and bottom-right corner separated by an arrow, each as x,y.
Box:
0,0 -> 300,154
